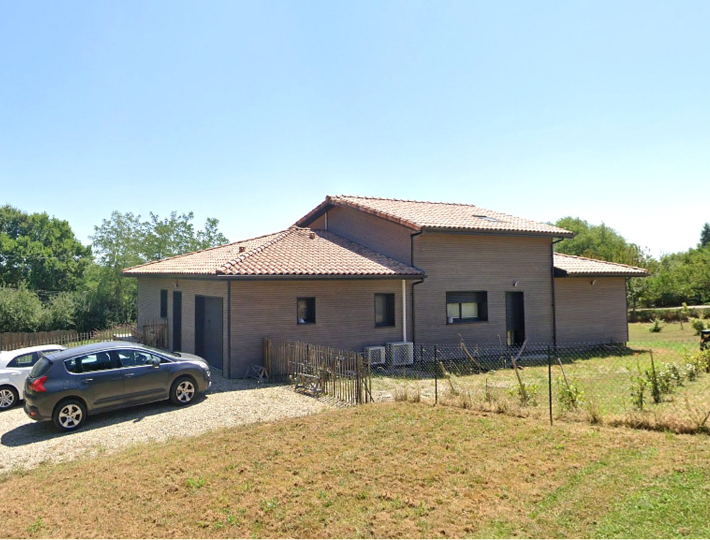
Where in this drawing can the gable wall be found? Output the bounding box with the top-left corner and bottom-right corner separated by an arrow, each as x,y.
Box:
324,206 -> 414,264
229,279 -> 412,375
413,233 -> 555,344
554,277 -> 628,344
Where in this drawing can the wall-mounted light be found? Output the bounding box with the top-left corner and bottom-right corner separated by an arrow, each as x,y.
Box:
173,280 -> 179,288
591,279 -> 597,286
513,281 -> 520,287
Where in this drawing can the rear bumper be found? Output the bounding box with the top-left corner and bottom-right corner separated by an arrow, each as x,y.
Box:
24,401 -> 51,422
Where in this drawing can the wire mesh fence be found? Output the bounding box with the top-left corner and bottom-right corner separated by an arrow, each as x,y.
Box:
368,339 -> 710,434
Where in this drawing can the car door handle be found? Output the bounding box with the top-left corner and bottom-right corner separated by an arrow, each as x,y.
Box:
125,373 -> 136,378
82,378 -> 94,383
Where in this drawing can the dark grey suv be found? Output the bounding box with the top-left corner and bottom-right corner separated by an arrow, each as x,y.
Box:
24,341 -> 211,431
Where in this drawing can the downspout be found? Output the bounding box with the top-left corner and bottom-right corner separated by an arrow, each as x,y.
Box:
410,230 -> 425,343
227,280 -> 232,378
550,238 -> 564,347
402,280 -> 407,341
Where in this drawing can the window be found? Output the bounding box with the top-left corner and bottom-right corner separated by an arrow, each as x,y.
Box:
297,297 -> 316,324
375,293 -> 395,327
115,349 -> 159,367
7,352 -> 37,368
160,290 -> 168,318
65,352 -> 116,374
446,291 -> 488,323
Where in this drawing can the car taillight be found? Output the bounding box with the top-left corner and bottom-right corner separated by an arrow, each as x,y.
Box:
30,376 -> 48,392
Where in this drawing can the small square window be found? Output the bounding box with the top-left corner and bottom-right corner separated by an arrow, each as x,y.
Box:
297,297 -> 316,324
375,293 -> 395,327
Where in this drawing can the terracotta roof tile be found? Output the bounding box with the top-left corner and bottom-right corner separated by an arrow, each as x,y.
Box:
297,195 -> 574,237
123,228 -> 424,278
553,253 -> 648,277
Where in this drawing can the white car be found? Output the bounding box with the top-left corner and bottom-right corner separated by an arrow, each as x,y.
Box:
0,344 -> 66,409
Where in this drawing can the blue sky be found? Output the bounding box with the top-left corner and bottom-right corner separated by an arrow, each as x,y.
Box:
1,0 -> 708,258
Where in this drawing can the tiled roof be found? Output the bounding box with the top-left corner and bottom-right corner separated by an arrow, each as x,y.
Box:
296,195 -> 574,237
553,253 -> 648,277
123,228 -> 424,278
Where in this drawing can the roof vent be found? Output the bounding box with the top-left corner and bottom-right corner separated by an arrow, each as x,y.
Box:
239,246 -> 246,253
309,232 -> 316,240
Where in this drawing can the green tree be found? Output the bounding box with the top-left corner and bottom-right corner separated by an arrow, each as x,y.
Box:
86,211 -> 229,329
699,223 -> 710,249
0,205 -> 92,291
553,217 -> 649,267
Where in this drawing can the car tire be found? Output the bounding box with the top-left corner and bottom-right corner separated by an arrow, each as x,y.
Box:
52,399 -> 87,432
0,386 -> 18,410
170,376 -> 197,406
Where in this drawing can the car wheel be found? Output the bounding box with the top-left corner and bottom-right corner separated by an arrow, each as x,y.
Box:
170,376 -> 196,406
52,399 -> 86,432
0,386 -> 18,410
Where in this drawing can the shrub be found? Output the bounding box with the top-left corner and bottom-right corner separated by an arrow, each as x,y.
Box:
690,318 -> 707,335
649,318 -> 664,333
555,376 -> 584,411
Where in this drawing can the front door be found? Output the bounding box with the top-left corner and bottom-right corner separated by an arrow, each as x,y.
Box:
195,296 -> 223,370
506,292 -> 525,346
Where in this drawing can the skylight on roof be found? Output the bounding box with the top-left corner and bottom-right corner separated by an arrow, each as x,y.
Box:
472,214 -> 499,222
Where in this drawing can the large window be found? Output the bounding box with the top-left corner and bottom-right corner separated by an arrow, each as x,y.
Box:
375,293 -> 395,327
446,291 -> 488,323
297,297 -> 316,324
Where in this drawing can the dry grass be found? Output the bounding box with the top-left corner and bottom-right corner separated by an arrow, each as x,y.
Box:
1,403 -> 709,538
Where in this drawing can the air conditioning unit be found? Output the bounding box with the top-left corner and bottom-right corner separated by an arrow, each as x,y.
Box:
386,341 -> 414,366
364,346 -> 386,367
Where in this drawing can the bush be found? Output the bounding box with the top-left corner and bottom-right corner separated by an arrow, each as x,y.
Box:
649,318 -> 664,333
690,318 -> 706,335
0,286 -> 44,332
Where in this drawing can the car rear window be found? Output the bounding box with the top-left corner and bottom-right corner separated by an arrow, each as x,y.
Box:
29,357 -> 53,378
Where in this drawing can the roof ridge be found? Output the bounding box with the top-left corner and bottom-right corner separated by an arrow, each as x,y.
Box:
331,194 -> 482,209
216,228 -> 299,274
123,230 -> 284,273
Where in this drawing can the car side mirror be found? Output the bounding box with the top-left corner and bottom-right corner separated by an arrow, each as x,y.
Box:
150,357 -> 161,368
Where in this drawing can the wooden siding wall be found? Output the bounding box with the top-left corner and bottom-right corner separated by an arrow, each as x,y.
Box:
136,277 -> 229,370
230,279 -> 412,377
413,233 -> 555,344
555,277 -> 629,344
325,206 -> 414,264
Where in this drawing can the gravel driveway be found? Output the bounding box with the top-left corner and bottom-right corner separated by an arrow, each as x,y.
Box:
0,374 -> 331,473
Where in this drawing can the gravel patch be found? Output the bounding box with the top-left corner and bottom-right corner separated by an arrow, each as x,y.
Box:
0,373 -> 331,473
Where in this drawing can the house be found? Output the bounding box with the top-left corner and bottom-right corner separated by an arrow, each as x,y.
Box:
123,195 -> 647,376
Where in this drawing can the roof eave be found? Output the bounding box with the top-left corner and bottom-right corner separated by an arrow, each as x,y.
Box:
424,227 -> 575,238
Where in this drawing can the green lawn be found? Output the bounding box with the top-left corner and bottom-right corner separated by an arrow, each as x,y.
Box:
1,403 -> 708,539
372,324 -> 710,432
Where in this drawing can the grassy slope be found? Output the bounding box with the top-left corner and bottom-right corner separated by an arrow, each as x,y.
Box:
1,403 -> 709,539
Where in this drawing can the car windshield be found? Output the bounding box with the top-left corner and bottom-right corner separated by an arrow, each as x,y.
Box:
29,357 -> 52,378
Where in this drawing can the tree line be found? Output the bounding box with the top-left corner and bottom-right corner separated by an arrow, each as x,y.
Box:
0,205 -> 227,333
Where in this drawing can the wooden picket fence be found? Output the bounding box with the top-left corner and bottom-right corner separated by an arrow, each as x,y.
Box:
263,338 -> 371,406
0,319 -> 168,351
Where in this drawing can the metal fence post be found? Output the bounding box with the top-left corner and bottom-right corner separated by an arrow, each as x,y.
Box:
548,345 -> 553,426
434,344 -> 438,405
